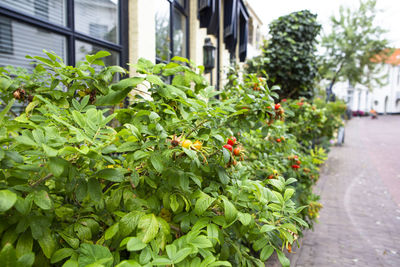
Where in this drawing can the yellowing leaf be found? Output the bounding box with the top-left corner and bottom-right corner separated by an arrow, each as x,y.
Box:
137,214 -> 159,243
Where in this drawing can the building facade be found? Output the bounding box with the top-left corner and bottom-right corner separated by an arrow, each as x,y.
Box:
333,49 -> 400,114
0,0 -> 264,89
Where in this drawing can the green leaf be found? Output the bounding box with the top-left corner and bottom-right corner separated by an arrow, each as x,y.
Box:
292,216 -> 309,228
111,77 -> 144,91
51,248 -> 74,264
0,98 -> 15,125
137,214 -> 159,243
132,150 -> 147,161
95,168 -> 124,182
0,190 -> 17,212
169,194 -> 179,212
165,244 -> 177,259
38,229 -> 57,258
15,135 -> 37,147
29,215 -> 51,240
86,51 -> 111,63
269,179 -> 285,192
284,188 -> 295,201
152,257 -> 172,266
139,247 -> 151,265
63,259 -> 78,267
126,237 -> 147,251
146,75 -> 163,85
42,144 -> 58,157
260,246 -> 274,261
59,232 -> 79,249
190,235 -> 212,249
0,243 -> 17,267
150,153 -> 164,173
194,195 -> 215,215
5,151 -> 23,163
16,252 -> 35,267
78,244 -> 113,267
171,247 -> 191,263
15,197 -> 32,215
285,178 -> 297,185
33,190 -> 53,210
171,56 -> 189,63
273,191 -> 284,205
48,157 -> 68,177
88,178 -> 103,202
216,166 -> 229,184
16,231 -> 33,258
116,260 -> 141,267
260,224 -> 276,233
276,250 -> 290,267
104,223 -> 119,241
222,148 -> 231,164
280,223 -> 298,234
219,196 -> 238,226
207,224 -> 219,246
119,211 -> 142,237
237,212 -> 252,226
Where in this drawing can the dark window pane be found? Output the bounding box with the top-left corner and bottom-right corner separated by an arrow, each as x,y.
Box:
75,40 -> 119,67
173,8 -> 186,58
155,0 -> 170,61
0,16 -> 67,70
0,16 -> 13,54
75,0 -> 119,44
0,0 -> 66,25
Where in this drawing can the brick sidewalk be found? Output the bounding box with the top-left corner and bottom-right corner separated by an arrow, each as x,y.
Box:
288,116 -> 400,266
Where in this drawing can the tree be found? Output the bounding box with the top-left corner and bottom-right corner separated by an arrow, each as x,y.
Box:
247,10 -> 321,99
320,0 -> 391,91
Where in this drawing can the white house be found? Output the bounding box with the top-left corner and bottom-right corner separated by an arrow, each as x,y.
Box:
333,49 -> 400,114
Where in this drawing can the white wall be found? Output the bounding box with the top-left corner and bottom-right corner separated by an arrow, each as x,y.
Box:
333,64 -> 400,114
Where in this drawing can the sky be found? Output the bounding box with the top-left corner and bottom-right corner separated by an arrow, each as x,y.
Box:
247,0 -> 400,47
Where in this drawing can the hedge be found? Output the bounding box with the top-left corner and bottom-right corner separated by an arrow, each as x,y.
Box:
0,51 -> 345,267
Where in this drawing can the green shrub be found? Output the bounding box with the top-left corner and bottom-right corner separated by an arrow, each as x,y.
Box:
0,51 -> 343,267
246,10 -> 321,99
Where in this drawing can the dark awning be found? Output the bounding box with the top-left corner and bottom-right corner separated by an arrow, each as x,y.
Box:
207,0 -> 220,36
198,0 -> 219,36
238,1 -> 249,62
223,0 -> 238,54
199,0 -> 214,28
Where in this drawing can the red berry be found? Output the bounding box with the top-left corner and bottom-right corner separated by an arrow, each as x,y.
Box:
291,164 -> 300,169
223,144 -> 233,152
227,136 -> 237,146
296,160 -> 301,164
282,99 -> 287,102
276,138 -> 281,143
275,103 -> 281,110
233,147 -> 241,156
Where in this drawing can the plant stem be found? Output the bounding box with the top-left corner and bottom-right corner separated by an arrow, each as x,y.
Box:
31,173 -> 53,187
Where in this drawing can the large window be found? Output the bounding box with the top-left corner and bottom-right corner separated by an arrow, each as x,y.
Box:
155,0 -> 188,63
0,0 -> 128,69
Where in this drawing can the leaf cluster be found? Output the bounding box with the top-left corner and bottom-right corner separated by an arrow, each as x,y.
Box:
0,51 -> 343,266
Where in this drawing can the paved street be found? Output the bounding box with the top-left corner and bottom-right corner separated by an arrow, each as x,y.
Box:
290,115 -> 400,267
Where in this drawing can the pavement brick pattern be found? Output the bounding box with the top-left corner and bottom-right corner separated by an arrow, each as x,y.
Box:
287,116 -> 400,267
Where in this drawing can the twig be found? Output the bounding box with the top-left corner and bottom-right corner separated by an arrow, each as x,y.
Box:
31,173 -> 53,187
132,88 -> 152,96
185,120 -> 208,138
